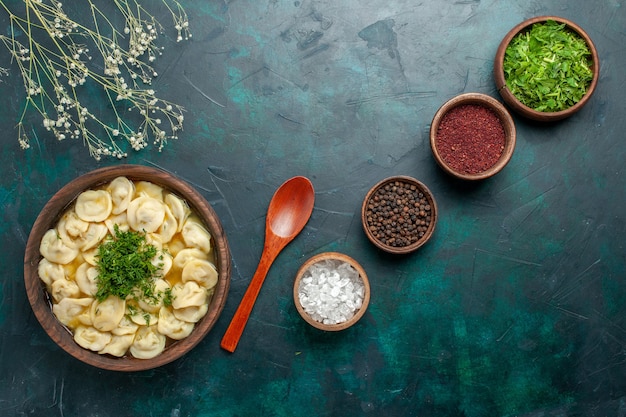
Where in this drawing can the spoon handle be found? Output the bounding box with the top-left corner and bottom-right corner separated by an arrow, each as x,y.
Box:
220,245 -> 282,353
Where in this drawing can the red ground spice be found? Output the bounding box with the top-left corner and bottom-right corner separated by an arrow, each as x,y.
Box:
435,104 -> 505,175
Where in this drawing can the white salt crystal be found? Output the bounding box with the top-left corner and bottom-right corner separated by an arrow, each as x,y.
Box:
298,259 -> 365,325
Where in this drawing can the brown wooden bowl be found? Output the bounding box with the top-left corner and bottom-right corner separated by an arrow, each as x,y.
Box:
430,92 -> 516,180
361,176 -> 437,254
494,16 -> 599,122
23,165 -> 231,371
293,252 -> 370,331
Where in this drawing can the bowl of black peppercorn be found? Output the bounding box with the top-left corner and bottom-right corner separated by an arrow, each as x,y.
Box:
361,176 -> 437,254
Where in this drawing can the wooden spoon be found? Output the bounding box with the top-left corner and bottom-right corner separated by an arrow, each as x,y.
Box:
220,176 -> 315,352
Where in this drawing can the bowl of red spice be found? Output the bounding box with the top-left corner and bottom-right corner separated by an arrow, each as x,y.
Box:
494,16 -> 599,122
361,176 -> 437,255
430,92 -> 516,181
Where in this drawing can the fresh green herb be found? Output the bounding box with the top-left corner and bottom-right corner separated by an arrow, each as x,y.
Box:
95,225 -> 160,302
503,20 -> 594,112
127,304 -> 138,317
161,287 -> 174,307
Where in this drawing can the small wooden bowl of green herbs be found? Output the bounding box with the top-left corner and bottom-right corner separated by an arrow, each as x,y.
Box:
494,16 -> 599,122
24,165 -> 231,371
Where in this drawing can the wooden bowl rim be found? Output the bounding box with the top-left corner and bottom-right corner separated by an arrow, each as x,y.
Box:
494,15 -> 600,122
429,92 -> 517,180
23,164 -> 231,371
293,252 -> 370,331
361,175 -> 438,254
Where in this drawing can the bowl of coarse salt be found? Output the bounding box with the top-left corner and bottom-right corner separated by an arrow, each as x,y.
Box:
293,252 -> 370,331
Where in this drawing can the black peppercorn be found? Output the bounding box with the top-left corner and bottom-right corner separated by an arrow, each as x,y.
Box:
364,179 -> 433,248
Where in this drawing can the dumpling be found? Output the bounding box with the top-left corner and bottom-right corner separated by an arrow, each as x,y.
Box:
52,297 -> 93,327
107,176 -> 135,215
74,326 -> 112,352
152,251 -> 173,277
171,281 -> 207,309
75,190 -> 113,222
75,262 -> 99,297
165,236 -> 186,258
105,212 -> 129,235
158,307 -> 194,340
99,334 -> 135,357
164,193 -> 190,232
173,303 -> 209,323
181,218 -> 212,254
111,315 -> 139,336
129,326 -> 166,359
56,211 -> 89,248
172,248 -> 206,271
134,181 -> 164,200
38,258 -> 66,286
126,302 -> 159,327
40,229 -> 79,264
145,233 -> 164,251
78,222 -> 108,251
181,259 -> 218,289
126,196 -> 166,233
155,204 -> 177,243
137,279 -> 171,313
80,247 -> 99,266
90,296 -> 125,332
76,307 -> 93,326
51,279 -> 80,302
130,312 -> 159,327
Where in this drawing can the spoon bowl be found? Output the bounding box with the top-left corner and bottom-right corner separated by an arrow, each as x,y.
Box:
220,176 -> 315,352
267,179 -> 315,238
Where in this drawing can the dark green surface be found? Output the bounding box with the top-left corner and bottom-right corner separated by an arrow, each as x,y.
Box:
1,1 -> 625,416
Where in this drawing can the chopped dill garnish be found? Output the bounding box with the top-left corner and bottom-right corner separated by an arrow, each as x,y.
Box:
95,225 -> 160,302
162,287 -> 174,307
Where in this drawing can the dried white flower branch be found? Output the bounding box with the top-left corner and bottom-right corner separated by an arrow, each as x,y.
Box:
0,0 -> 191,160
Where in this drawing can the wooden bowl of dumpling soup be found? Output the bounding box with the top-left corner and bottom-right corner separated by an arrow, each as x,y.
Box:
24,165 -> 231,371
